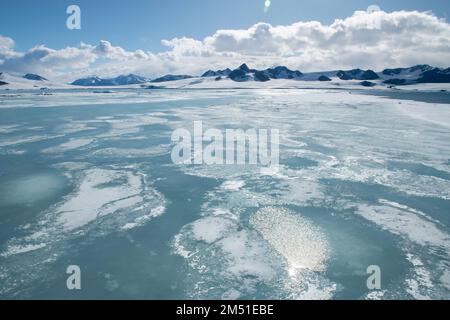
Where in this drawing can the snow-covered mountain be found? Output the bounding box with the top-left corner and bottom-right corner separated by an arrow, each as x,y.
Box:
336,69 -> 379,80
0,72 -> 63,89
376,66 -> 450,85
263,66 -> 303,80
72,74 -> 149,86
201,68 -> 232,78
227,64 -> 256,82
23,73 -> 48,81
208,64 -> 304,82
71,76 -> 105,86
150,74 -> 193,83
417,67 -> 450,83
381,64 -> 433,77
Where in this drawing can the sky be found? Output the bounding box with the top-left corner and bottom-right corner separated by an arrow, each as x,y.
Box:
1,0 -> 450,81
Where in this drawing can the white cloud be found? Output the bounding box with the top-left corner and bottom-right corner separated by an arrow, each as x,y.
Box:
161,37 -> 214,57
1,9 -> 449,81
0,35 -> 18,62
93,40 -> 150,60
199,10 -> 450,70
0,45 -> 96,75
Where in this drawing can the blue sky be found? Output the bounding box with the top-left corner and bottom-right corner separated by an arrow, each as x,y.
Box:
1,0 -> 450,80
1,0 -> 449,52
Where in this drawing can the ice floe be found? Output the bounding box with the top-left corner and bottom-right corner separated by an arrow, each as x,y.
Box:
173,207 -> 334,299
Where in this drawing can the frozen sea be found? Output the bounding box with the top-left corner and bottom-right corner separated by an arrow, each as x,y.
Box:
0,88 -> 450,299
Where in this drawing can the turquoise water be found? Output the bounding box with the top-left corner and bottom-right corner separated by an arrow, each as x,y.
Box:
0,89 -> 449,299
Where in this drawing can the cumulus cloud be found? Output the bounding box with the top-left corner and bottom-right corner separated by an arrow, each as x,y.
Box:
1,8 -> 449,81
199,9 -> 450,70
93,40 -> 150,60
0,35 -> 18,61
0,44 -> 96,75
161,37 -> 214,57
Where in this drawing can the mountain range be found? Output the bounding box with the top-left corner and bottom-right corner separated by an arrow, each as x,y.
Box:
2,64 -> 450,88
71,74 -> 149,86
69,64 -> 450,86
